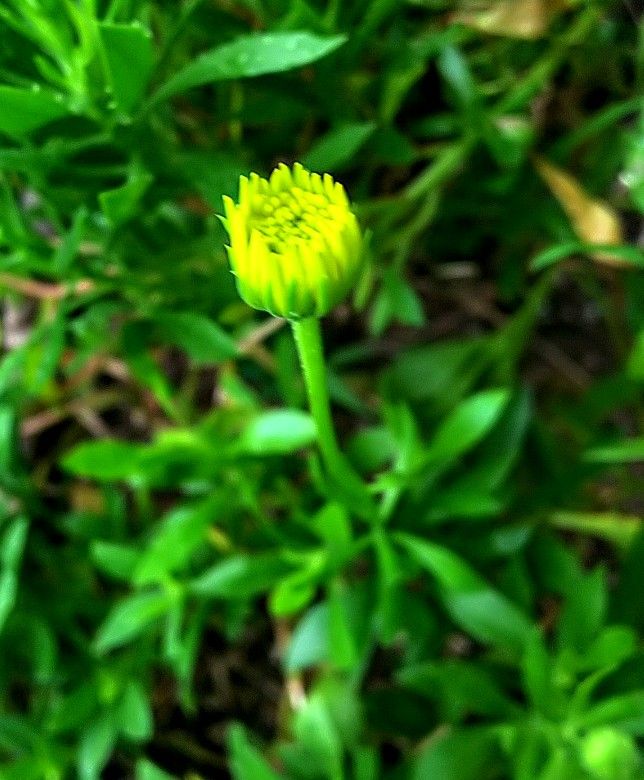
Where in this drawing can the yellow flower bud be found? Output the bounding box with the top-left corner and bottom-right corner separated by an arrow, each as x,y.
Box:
221,163 -> 365,319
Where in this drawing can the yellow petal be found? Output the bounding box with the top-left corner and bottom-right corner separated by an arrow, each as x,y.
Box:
310,172 -> 324,195
277,162 -> 293,188
333,181 -> 349,207
293,163 -> 310,190
226,203 -> 249,267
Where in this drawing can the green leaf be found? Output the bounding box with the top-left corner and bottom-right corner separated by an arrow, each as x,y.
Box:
283,694 -> 343,780
189,554 -> 292,600
0,517 -> 29,634
151,32 -> 347,104
303,121 -> 376,172
30,309 -> 66,392
90,541 -> 140,582
581,626 -> 637,671
425,488 -> 504,523
310,503 -> 352,568
387,337 -> 489,405
61,440 -> 143,481
0,405 -> 23,489
53,206 -> 89,273
530,241 -> 644,271
353,746 -> 380,780
0,757 -> 46,780
397,533 -> 534,651
117,680 -> 153,741
99,167 -> 153,226
238,409 -> 316,455
580,728 -> 639,780
151,311 -> 238,363
627,330 -> 644,380
347,425 -> 397,473
456,388 -> 533,493
530,533 -> 583,596
94,591 -> 172,654
398,660 -> 515,720
612,532 -> 644,630
413,728 -> 500,780
372,528 -> 406,643
1,516 -> 28,570
48,683 -> 98,734
228,724 -> 281,780
269,571 -> 317,617
585,438 -> 644,464
135,760 -> 177,780
370,270 -> 425,335
135,428 -> 220,485
548,511 -> 641,552
78,715 -> 118,780
99,22 -> 154,113
437,46 -> 479,112
328,579 -> 358,669
396,534 -> 481,591
424,388 -> 510,465
0,85 -> 69,137
0,714 -> 42,754
574,692 -> 644,732
284,603 -> 329,673
370,126 -> 417,164
536,746 -> 582,780
445,589 -> 535,654
6,615 -> 56,685
134,499 -> 220,585
268,551 -> 323,617
558,567 -> 607,652
482,116 -> 534,169
521,634 -> 562,719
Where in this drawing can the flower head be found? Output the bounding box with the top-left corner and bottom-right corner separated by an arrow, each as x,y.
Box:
221,163 -> 365,318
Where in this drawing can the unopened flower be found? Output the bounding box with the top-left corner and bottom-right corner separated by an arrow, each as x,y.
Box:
221,163 -> 364,318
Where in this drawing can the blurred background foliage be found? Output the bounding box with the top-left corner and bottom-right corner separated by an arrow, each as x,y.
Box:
0,0 -> 643,778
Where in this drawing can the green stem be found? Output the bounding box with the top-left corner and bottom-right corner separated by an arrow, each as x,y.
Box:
291,318 -> 376,521
290,317 -> 343,478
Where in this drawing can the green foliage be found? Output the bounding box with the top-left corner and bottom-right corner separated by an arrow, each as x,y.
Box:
0,1 -> 642,779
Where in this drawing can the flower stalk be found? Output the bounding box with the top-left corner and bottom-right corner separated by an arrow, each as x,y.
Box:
291,316 -> 343,479
221,163 -> 370,502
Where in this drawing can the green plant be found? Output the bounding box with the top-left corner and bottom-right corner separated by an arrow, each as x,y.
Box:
0,1 -> 642,779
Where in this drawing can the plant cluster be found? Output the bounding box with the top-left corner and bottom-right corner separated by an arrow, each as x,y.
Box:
0,1 -> 642,779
